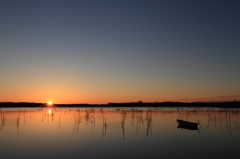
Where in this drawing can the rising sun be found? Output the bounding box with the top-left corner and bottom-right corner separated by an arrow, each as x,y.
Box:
47,101 -> 53,105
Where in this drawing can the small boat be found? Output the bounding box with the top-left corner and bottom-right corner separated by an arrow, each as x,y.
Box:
177,119 -> 198,126
177,119 -> 198,130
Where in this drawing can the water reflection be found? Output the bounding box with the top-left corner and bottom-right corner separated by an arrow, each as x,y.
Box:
0,107 -> 240,136
0,107 -> 240,158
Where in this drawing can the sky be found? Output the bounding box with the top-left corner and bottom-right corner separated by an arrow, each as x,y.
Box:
1,0 -> 240,104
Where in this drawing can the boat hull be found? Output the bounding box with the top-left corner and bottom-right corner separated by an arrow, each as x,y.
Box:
177,119 -> 198,130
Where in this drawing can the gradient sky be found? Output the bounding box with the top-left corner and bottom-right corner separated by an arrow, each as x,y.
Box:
1,0 -> 240,104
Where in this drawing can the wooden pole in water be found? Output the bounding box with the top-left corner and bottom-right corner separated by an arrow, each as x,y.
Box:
198,120 -> 201,128
220,114 -> 222,130
198,120 -> 201,134
24,111 -> 25,125
3,114 -> 4,126
59,116 -> 60,129
215,114 -> 217,128
0,114 -> 1,131
102,115 -> 104,137
105,117 -> 106,136
226,113 -> 229,130
229,114 -> 232,136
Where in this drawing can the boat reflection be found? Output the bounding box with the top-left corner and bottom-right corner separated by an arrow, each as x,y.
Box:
177,124 -> 198,130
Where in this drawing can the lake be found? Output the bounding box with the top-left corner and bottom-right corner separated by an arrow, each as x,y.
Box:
0,107 -> 240,159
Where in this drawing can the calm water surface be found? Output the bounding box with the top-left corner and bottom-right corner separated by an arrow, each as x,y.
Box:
1,107 -> 240,159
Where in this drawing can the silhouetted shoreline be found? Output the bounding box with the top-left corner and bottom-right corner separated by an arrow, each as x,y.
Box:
0,101 -> 239,108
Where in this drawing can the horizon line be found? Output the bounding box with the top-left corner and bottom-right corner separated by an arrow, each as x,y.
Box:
0,100 -> 239,105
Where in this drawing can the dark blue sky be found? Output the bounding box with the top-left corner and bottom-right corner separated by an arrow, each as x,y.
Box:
1,0 -> 240,103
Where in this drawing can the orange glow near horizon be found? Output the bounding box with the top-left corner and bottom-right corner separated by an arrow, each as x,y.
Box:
0,91 -> 239,104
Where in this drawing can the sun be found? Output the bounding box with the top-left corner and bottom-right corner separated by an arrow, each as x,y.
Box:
47,101 -> 53,105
